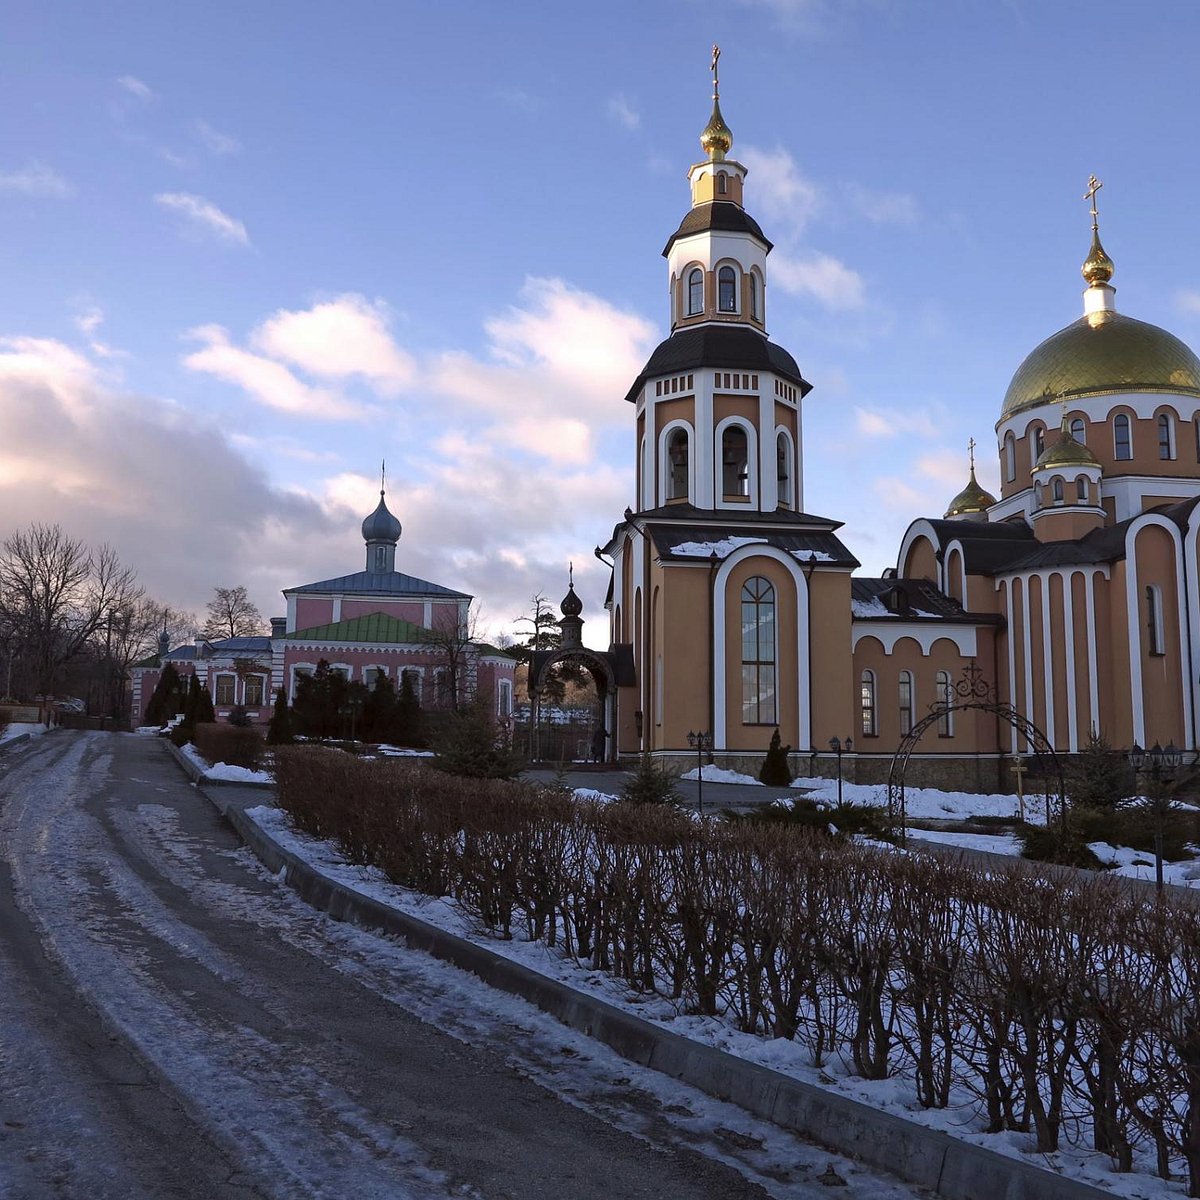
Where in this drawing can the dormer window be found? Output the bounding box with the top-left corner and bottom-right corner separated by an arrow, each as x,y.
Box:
688,268 -> 704,315
718,266 -> 737,313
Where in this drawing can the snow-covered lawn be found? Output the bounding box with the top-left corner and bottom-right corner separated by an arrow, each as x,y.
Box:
179,742 -> 273,784
0,722 -> 49,746
681,764 -> 765,786
790,774 -> 1037,823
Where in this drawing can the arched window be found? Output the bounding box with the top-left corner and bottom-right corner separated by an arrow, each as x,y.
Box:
776,432 -> 792,507
717,171 -> 728,195
749,272 -> 760,321
1114,413 -> 1132,460
688,268 -> 704,315
667,427 -> 689,500
1052,477 -> 1064,503
1032,425 -> 1045,461
1070,418 -> 1085,443
1146,584 -> 1165,656
1158,413 -> 1175,460
374,545 -> 388,571
741,577 -> 776,724
718,265 -> 737,313
722,426 -> 750,498
1004,432 -> 1016,482
1076,476 -> 1088,502
936,670 -> 954,736
860,670 -> 877,737
898,671 -> 914,735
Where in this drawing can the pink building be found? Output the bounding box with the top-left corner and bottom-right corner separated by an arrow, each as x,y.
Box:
131,489 -> 516,729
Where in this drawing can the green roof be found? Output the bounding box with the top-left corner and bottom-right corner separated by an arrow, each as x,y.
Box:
287,612 -> 429,644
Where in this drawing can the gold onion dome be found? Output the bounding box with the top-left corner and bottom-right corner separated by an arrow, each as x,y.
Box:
1000,311 -> 1200,420
1082,229 -> 1114,286
1033,428 -> 1100,473
701,97 -> 733,161
945,468 -> 997,519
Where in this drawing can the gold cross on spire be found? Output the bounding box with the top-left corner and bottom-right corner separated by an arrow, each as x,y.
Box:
1057,388 -> 1070,431
1084,174 -> 1103,232
968,436 -> 976,474
711,44 -> 721,98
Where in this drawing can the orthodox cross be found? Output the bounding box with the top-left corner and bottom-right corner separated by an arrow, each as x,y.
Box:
968,436 -> 976,474
568,561 -> 574,587
1057,388 -> 1070,430
711,44 -> 721,98
380,459 -> 386,493
1084,174 -> 1103,232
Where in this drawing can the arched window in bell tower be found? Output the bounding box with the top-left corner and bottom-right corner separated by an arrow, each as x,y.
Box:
749,271 -> 760,321
776,431 -> 793,508
718,265 -> 737,313
722,426 -> 750,498
717,171 -> 728,195
688,268 -> 704,315
667,428 -> 689,500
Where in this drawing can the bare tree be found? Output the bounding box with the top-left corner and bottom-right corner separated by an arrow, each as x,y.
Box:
0,524 -> 142,705
201,585 -> 264,640
419,604 -> 480,713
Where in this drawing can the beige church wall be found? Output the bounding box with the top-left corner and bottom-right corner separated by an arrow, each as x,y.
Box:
719,557 -> 802,751
1068,571 -> 1094,748
902,536 -> 937,582
773,401 -> 797,442
614,685 -> 639,754
1047,574 -> 1070,749
807,570 -> 853,750
1032,508 -> 1104,542
712,393 -> 759,424
1100,566 -> 1132,744
965,572 -> 999,615
654,396 -> 696,438
1142,495 -> 1185,512
658,564 -> 717,748
1132,524 -> 1186,746
1026,575 -> 1048,739
1009,578 -> 1030,747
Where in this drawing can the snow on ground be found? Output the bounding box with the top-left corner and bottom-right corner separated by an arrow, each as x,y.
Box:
1087,841 -> 1200,889
572,787 -> 620,804
902,828 -> 1021,855
681,764 -> 764,786
245,800 -> 1186,1198
179,742 -> 273,784
0,722 -> 48,746
789,774 -> 1040,823
375,744 -> 436,757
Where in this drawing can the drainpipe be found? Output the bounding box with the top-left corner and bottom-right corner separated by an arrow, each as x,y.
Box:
708,549 -> 718,759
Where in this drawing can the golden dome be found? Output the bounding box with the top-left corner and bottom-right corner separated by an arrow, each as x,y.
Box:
1033,429 -> 1100,473
945,468 -> 997,518
1082,230 -> 1114,286
701,96 -> 733,161
1000,310 -> 1200,421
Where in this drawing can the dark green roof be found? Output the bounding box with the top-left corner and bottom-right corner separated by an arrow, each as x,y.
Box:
287,612 -> 428,644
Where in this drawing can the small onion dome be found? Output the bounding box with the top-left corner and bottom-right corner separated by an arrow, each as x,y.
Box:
1082,229 -> 1115,286
700,97 -> 733,161
560,582 -> 583,618
1033,428 -> 1100,473
945,468 -> 997,519
361,491 -> 402,543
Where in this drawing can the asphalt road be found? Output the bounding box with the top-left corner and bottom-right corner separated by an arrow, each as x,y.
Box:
0,732 -> 923,1200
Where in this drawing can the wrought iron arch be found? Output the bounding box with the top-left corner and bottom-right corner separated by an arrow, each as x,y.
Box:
886,662 -> 1065,844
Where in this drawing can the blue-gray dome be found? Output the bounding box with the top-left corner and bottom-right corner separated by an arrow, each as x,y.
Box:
361,492 -> 402,543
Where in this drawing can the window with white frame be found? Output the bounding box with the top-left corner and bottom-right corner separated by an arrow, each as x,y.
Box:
497,678 -> 512,718
244,675 -> 265,707
215,674 -> 235,706
722,425 -> 750,498
1114,413 -> 1132,460
898,670 -> 914,735
1032,424 -> 1046,461
363,666 -> 387,690
1052,477 -> 1064,503
776,432 -> 792,508
1158,413 -> 1175,460
688,268 -> 703,315
717,171 -> 728,195
749,272 -> 760,320
936,670 -> 954,736
718,265 -> 737,313
1070,417 -> 1086,444
1076,476 -> 1088,502
667,427 -> 689,500
860,670 -> 877,737
1004,432 -> 1016,482
741,577 -> 777,724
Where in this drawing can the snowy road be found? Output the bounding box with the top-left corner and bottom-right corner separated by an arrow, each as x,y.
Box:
0,732 -> 927,1200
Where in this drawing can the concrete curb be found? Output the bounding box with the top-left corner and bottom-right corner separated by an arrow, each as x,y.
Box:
165,739 -> 274,789
186,768 -> 1110,1199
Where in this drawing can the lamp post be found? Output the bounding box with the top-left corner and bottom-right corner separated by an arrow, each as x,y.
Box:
829,735 -> 853,806
1127,740 -> 1182,893
687,729 -> 711,816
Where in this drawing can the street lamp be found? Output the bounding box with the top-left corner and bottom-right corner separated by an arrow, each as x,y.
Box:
829,735 -> 853,806
687,729 -> 712,816
1127,740 -> 1183,893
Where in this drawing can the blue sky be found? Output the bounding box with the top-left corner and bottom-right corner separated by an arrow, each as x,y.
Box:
2,1 -> 1199,644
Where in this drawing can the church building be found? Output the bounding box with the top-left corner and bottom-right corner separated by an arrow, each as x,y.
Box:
585,53 -> 1200,787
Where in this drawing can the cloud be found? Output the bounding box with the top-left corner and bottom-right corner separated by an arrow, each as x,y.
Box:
154,192 -> 250,245
193,119 -> 241,156
116,75 -> 154,101
72,305 -> 127,361
844,183 -> 919,225
735,0 -> 833,32
1177,290 -> 1200,317
183,324 -> 364,420
771,251 -> 865,309
251,295 -> 415,394
854,406 -> 938,438
739,146 -> 822,233
607,93 -> 641,131
0,162 -> 74,199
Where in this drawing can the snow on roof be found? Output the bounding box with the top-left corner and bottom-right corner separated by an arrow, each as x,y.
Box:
671,536 -> 767,557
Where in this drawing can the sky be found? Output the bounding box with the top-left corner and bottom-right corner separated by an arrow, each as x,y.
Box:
2,1 -> 1199,647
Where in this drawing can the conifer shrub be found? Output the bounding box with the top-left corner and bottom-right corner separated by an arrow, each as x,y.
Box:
1066,730 -> 1134,810
758,727 -> 794,786
621,753 -> 681,806
194,722 -> 264,770
227,704 -> 251,727
266,687 -> 294,745
144,662 -> 185,726
432,693 -> 523,779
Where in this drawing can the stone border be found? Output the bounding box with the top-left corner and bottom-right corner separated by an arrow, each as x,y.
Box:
189,768 -> 1109,1200
166,739 -> 273,789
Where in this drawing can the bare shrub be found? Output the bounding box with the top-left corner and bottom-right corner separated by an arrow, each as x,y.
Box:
194,722 -> 264,771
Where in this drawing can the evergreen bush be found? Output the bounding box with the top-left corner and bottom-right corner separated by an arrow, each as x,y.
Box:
195,722 -> 264,770
227,704 -> 251,727
144,662 -> 184,726
620,753 -> 681,806
759,727 -> 794,786
266,687 -> 294,745
432,694 -> 523,779
1067,730 -> 1134,810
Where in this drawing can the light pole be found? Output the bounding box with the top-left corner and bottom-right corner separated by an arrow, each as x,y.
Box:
688,729 -> 711,816
829,735 -> 853,806
1127,740 -> 1182,893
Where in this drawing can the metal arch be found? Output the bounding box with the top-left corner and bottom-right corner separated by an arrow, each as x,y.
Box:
884,663 -> 1066,846
528,647 -> 616,697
